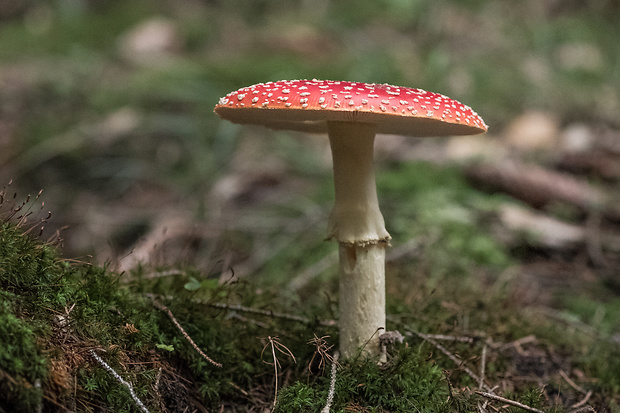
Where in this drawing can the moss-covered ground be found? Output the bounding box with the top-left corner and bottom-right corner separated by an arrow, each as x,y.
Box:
2,168 -> 619,411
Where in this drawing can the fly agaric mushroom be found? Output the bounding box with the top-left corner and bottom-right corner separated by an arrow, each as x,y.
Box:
214,79 -> 487,359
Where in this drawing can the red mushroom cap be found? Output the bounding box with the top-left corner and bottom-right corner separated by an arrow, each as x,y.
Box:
214,79 -> 487,137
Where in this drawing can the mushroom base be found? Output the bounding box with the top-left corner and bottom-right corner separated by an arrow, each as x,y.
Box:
338,243 -> 386,359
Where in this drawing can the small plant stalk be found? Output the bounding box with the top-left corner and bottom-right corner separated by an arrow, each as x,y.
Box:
321,350 -> 340,413
90,350 -> 150,413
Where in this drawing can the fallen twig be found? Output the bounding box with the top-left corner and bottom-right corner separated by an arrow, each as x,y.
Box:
475,391 -> 545,413
209,302 -> 337,327
407,329 -> 494,393
420,333 -> 477,343
143,269 -> 186,279
570,391 -> 593,411
559,370 -> 587,395
229,312 -> 271,329
89,350 -> 150,413
569,405 -> 597,413
465,160 -> 605,211
151,299 -> 222,368
558,369 -> 595,411
497,334 -> 537,352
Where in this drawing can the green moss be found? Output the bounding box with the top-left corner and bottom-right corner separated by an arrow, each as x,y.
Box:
1,197 -> 618,411
0,300 -> 48,411
1,215 -> 462,411
276,346 -> 452,412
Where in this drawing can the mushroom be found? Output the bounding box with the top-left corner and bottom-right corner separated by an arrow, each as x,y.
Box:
214,79 -> 487,359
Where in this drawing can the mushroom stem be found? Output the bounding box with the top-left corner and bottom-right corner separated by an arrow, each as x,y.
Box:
338,243 -> 386,359
327,120 -> 389,359
327,121 -> 390,245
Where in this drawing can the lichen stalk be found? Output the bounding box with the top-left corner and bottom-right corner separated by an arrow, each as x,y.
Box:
327,121 -> 389,359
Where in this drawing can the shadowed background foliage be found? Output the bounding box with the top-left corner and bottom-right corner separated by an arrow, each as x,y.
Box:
1,0 -> 618,261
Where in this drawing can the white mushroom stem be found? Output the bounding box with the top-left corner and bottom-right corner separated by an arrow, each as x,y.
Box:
327,121 -> 390,244
327,121 -> 390,359
337,243 -> 386,359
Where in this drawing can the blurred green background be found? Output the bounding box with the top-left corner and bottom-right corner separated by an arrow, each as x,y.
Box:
1,0 -> 618,265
